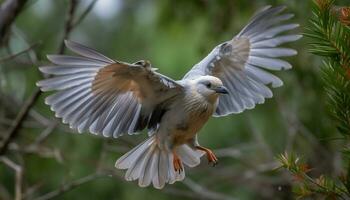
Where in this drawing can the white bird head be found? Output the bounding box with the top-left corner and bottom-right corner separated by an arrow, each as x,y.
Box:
193,75 -> 228,99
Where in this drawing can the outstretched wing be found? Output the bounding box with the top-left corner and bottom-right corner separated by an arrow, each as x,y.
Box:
183,5 -> 301,116
37,40 -> 182,137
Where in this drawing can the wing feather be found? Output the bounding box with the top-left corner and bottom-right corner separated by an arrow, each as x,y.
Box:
184,5 -> 300,116
37,41 -> 182,137
64,40 -> 115,63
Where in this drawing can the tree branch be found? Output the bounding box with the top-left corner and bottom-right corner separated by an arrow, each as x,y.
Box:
0,0 -> 79,156
72,0 -> 98,28
0,89 -> 42,155
0,0 -> 28,45
0,156 -> 23,200
34,173 -> 103,200
182,178 -> 237,200
0,42 -> 39,63
58,0 -> 78,53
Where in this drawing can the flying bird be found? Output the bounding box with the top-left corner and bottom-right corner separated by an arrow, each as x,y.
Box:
37,5 -> 301,189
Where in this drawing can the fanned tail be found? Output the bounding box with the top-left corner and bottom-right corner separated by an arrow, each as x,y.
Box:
115,136 -> 203,189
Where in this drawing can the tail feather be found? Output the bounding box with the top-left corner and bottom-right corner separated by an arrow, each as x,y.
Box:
176,144 -> 204,167
167,153 -> 185,184
115,136 -> 202,189
138,146 -> 156,187
152,150 -> 165,189
124,144 -> 152,181
115,138 -> 152,169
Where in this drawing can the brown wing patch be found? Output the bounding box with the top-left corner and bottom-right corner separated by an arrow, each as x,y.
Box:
92,63 -> 145,100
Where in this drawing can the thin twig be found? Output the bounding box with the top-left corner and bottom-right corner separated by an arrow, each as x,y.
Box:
0,0 -> 80,156
12,25 -> 39,64
8,143 -> 63,163
58,0 -> 78,53
72,0 -> 98,27
0,90 -> 53,127
0,182 -> 12,200
0,88 -> 42,155
246,114 -> 274,159
23,182 -> 43,200
0,0 -> 28,45
0,156 -> 23,200
34,173 -> 103,200
182,178 -> 237,200
0,42 -> 39,63
164,187 -> 202,199
0,117 -> 41,128
34,122 -> 57,145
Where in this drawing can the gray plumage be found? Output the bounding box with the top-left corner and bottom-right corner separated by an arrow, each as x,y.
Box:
37,5 -> 301,189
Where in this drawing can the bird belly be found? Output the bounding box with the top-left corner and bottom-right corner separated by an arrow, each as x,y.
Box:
170,105 -> 213,147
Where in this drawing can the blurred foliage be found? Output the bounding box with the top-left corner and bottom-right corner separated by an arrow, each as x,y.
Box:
0,0 -> 349,200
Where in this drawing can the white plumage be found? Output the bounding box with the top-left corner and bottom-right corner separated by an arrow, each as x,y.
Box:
37,5 -> 301,189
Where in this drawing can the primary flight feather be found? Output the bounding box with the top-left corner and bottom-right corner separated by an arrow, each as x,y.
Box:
37,5 -> 301,189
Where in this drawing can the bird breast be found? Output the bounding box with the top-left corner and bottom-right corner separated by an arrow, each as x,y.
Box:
170,93 -> 216,146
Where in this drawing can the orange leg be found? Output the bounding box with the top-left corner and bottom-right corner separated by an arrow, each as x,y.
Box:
172,150 -> 183,173
195,146 -> 218,166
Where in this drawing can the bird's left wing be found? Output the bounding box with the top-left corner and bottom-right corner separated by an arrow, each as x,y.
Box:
37,40 -> 182,137
183,5 -> 301,116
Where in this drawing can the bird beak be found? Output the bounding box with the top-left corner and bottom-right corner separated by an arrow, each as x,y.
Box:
214,86 -> 229,94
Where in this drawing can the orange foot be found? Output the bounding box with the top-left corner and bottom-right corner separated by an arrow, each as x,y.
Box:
195,146 -> 218,166
173,151 -> 183,173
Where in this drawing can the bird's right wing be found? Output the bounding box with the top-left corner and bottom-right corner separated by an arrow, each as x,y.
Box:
183,6 -> 301,116
37,41 -> 183,138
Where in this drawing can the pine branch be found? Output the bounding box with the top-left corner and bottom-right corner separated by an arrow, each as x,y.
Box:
305,0 -> 350,136
305,0 -> 350,68
277,153 -> 349,199
278,1 -> 350,199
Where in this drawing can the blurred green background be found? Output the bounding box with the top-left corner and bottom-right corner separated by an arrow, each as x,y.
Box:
0,0 -> 349,199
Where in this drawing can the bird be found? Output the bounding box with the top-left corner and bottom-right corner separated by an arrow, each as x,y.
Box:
36,5 -> 301,189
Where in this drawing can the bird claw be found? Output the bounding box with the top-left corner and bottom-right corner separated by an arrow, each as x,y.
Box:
173,152 -> 183,173
210,160 -> 218,167
207,150 -> 218,167
195,146 -> 219,167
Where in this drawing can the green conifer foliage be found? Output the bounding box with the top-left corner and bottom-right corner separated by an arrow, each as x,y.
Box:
278,0 -> 350,199
305,0 -> 350,136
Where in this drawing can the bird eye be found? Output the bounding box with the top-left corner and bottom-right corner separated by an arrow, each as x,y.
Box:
205,82 -> 211,88
135,60 -> 144,65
